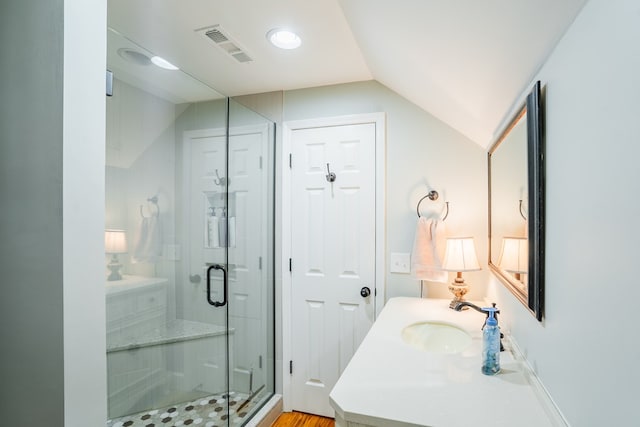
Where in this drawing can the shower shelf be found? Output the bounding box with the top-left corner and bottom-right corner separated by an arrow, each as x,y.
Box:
204,191 -> 237,249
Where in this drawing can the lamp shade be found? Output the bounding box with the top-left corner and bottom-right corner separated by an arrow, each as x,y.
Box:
442,237 -> 481,272
498,237 -> 528,274
105,229 -> 127,254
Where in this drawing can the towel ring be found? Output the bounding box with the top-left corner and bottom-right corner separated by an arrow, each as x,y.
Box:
140,196 -> 159,218
416,190 -> 449,221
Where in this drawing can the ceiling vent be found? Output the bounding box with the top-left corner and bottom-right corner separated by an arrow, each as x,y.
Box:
197,25 -> 253,63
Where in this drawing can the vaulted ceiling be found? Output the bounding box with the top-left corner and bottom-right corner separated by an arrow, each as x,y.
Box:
108,0 -> 588,147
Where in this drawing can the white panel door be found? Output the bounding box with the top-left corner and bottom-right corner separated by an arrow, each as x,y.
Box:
290,123 -> 376,417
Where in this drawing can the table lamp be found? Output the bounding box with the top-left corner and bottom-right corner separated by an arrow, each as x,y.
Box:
105,229 -> 127,281
442,237 -> 481,309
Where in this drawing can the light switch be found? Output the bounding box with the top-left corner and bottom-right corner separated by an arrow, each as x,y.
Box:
390,252 -> 411,273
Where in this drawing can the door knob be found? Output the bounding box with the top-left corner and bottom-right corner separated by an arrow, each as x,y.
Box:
360,286 -> 371,298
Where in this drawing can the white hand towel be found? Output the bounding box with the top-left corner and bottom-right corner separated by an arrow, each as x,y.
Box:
132,215 -> 163,263
143,215 -> 163,262
132,217 -> 148,264
411,217 -> 448,283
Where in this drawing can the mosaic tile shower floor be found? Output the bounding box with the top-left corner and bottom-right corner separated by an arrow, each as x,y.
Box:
106,391 -> 262,427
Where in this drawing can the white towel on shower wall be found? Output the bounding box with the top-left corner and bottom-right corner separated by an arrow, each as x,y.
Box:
411,217 -> 448,283
132,215 -> 163,263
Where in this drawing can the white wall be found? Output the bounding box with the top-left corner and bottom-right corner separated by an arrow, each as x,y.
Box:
63,0 -> 108,423
283,81 -> 489,301
0,0 -> 65,424
0,0 -> 107,425
488,0 -> 640,424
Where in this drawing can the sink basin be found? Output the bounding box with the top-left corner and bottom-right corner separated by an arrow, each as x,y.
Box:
401,321 -> 472,354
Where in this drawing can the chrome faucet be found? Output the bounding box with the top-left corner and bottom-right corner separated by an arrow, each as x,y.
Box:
453,301 -> 494,315
453,301 -> 504,351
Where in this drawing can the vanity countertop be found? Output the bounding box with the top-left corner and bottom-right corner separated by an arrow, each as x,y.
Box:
329,297 -> 564,427
105,275 -> 168,295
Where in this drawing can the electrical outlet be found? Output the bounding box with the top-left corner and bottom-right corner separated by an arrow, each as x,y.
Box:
390,252 -> 411,273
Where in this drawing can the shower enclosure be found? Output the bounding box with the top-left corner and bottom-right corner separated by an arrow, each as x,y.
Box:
104,27 -> 275,426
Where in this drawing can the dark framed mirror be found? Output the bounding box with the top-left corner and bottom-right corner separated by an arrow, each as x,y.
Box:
488,81 -> 544,321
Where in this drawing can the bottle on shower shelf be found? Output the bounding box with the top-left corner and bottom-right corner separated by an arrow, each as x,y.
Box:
207,207 -> 219,248
218,207 -> 227,247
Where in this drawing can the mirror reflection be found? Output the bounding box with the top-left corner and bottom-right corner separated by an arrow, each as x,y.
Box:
489,80 -> 544,321
489,108 -> 528,292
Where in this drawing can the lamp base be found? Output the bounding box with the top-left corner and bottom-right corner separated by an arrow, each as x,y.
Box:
107,255 -> 123,281
448,278 -> 469,309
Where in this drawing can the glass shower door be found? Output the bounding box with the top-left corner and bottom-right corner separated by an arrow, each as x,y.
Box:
104,27 -> 234,426
105,25 -> 275,426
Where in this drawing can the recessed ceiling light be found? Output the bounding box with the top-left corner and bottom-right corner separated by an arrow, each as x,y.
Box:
267,28 -> 301,50
150,56 -> 179,70
117,48 -> 151,66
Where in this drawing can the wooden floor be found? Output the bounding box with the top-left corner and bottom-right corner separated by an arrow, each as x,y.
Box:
271,411 -> 335,427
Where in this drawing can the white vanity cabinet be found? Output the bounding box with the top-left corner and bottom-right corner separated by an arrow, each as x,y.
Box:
330,298 -> 566,427
106,276 -> 168,344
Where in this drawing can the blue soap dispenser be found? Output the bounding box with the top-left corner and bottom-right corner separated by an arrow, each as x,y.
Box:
482,307 -> 500,375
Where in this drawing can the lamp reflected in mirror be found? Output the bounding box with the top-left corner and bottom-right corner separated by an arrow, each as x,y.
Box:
105,229 -> 127,281
498,237 -> 528,287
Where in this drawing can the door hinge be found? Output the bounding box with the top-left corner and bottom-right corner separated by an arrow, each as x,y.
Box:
106,70 -> 113,97
259,355 -> 263,369
259,256 -> 262,270
289,360 -> 293,374
259,156 -> 263,170
289,153 -> 292,168
289,258 -> 292,272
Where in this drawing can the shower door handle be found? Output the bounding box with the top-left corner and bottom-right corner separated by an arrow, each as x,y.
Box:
206,264 -> 227,307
